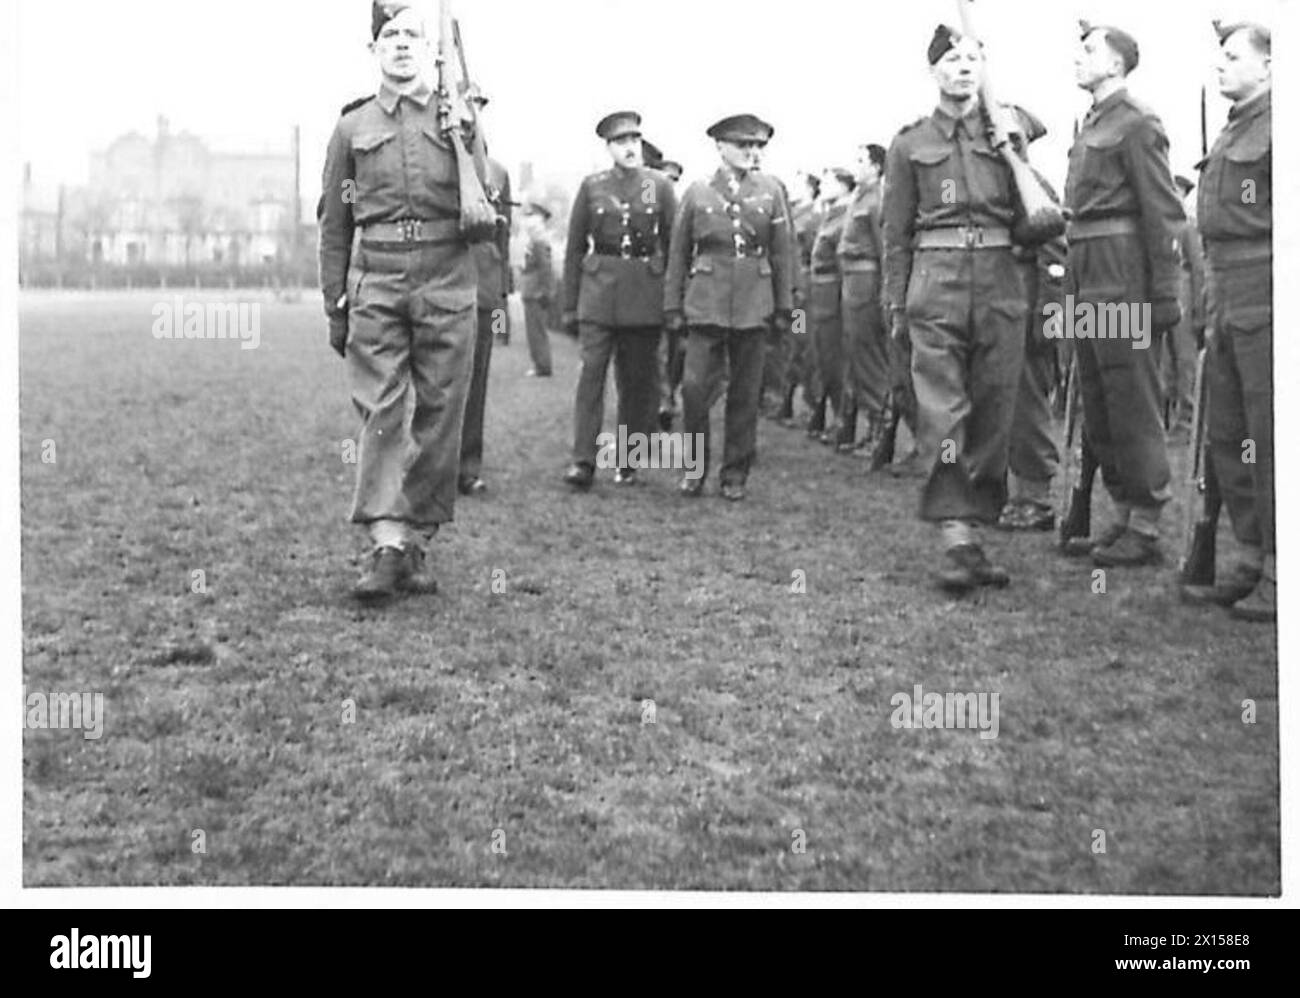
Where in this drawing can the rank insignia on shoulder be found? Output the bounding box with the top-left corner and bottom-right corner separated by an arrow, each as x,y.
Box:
340,95 -> 374,116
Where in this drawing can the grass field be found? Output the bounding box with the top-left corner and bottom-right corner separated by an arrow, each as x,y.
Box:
20,290 -> 1278,892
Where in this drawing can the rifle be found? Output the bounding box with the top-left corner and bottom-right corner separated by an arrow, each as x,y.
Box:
956,0 -> 1065,244
453,19 -> 500,205
434,0 -> 499,243
868,390 -> 901,471
1057,352 -> 1100,552
1178,348 -> 1222,584
1177,82 -> 1222,584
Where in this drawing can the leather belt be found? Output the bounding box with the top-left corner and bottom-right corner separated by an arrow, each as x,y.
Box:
361,218 -> 461,244
810,272 -> 840,284
913,226 -> 1013,250
1066,216 -> 1140,241
591,246 -> 654,260
840,258 -> 880,273
1203,237 -> 1271,267
695,242 -> 767,259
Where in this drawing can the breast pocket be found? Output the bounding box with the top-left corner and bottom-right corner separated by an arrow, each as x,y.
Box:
418,126 -> 459,189
744,202 -> 773,246
968,146 -> 1013,208
350,131 -> 398,202
591,204 -> 624,243
910,146 -> 957,210
695,204 -> 729,241
1221,134 -> 1271,214
631,204 -> 660,240
1077,131 -> 1126,202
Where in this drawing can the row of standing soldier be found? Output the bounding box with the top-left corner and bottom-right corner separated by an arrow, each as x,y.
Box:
319,3 -> 1271,623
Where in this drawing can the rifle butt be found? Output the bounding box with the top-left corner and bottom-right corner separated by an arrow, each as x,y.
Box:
1179,521 -> 1218,586
451,131 -> 500,243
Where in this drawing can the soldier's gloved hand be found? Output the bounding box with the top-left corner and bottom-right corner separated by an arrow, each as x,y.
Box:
327,295 -> 349,358
562,310 -> 579,338
328,313 -> 348,358
665,310 -> 685,332
1151,298 -> 1182,333
890,310 -> 909,343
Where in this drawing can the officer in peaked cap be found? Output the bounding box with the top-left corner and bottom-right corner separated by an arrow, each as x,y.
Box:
1064,19 -> 1185,568
561,110 -> 678,488
664,113 -> 794,501
318,0 -> 481,600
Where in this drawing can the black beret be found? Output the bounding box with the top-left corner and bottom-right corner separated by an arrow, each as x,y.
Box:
928,24 -> 981,64
706,114 -> 775,144
1213,19 -> 1271,53
642,139 -> 665,169
861,143 -> 888,171
372,1 -> 413,40
596,111 -> 642,141
825,166 -> 856,190
1079,20 -> 1140,74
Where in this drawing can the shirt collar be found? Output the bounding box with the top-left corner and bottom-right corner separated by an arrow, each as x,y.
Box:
1085,86 -> 1128,125
1229,86 -> 1270,124
932,103 -> 983,140
377,77 -> 433,115
712,166 -> 748,194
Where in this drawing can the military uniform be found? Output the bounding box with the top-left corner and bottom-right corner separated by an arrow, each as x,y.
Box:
1064,82 -> 1185,561
1197,64 -> 1273,617
1162,192 -> 1206,432
808,199 -> 849,440
837,180 -> 889,447
665,115 -> 793,497
318,2 -> 485,598
562,113 -> 677,481
521,205 -> 556,377
758,173 -> 798,419
460,157 -> 512,493
778,196 -> 822,422
882,103 -> 1032,530
319,76 -> 479,578
1002,231 -> 1067,527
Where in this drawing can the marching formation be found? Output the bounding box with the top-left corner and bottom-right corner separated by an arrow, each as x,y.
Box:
318,2 -> 1273,623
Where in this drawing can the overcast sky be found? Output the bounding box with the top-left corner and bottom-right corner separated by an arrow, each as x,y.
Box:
14,0 -> 1287,204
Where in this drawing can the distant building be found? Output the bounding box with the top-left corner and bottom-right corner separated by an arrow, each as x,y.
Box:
77,116 -> 301,268
19,115 -> 306,284
19,164 -> 61,263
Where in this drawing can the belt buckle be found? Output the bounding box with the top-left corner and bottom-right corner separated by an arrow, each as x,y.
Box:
734,234 -> 747,259
964,227 -> 979,249
398,219 -> 422,242
620,234 -> 633,260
